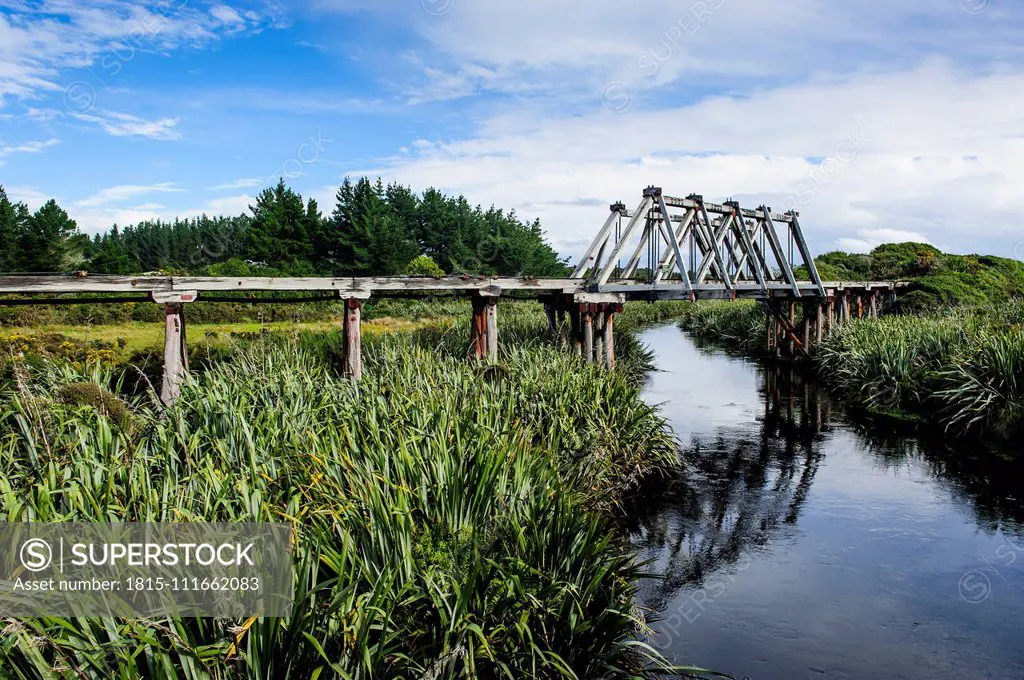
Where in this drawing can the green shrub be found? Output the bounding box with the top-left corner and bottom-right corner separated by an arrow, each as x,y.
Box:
404,254 -> 446,278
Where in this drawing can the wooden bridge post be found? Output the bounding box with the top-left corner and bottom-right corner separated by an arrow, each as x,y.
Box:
543,298 -> 558,340
486,298 -> 498,360
469,291 -> 500,361
570,302 -> 583,356
556,297 -> 568,347
593,306 -> 605,364
161,303 -> 186,404
153,291 -> 196,406
786,301 -> 796,357
470,294 -> 487,360
604,304 -> 619,370
582,305 -> 595,363
815,301 -> 824,345
771,301 -> 783,359
801,302 -> 811,352
343,298 -> 362,379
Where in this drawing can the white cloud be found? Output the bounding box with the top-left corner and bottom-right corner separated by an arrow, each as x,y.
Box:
343,61 -> 1024,259
210,178 -> 264,191
70,193 -> 257,234
71,110 -> 182,140
4,185 -> 53,208
76,183 -> 185,208
188,194 -> 255,217
319,0 -> 1021,104
210,5 -> 245,25
0,138 -> 60,158
0,1 -> 274,117
838,230 -> 933,254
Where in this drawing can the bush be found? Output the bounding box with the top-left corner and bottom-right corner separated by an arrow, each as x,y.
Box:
404,255 -> 446,278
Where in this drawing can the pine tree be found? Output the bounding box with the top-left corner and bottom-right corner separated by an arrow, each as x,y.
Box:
246,179 -> 317,269
18,199 -> 81,271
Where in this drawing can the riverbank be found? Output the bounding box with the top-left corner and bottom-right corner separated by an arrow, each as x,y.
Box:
677,300 -> 1024,443
0,301 -> 713,679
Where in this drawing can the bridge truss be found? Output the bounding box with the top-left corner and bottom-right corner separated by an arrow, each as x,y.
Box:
572,186 -> 826,298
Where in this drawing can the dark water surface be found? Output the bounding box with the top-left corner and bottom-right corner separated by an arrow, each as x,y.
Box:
631,324 -> 1024,680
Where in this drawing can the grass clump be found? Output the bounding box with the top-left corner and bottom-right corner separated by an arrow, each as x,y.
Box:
810,303 -> 1024,440
676,301 -> 765,354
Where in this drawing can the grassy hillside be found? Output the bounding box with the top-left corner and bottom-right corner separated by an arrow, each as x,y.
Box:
797,242 -> 1024,311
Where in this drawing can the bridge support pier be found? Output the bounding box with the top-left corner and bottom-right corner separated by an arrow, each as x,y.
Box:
603,305 -> 618,370
161,302 -> 187,405
582,305 -> 594,363
342,298 -> 362,379
470,292 -> 499,361
568,296 -> 622,369
153,291 -> 197,405
545,301 -> 558,340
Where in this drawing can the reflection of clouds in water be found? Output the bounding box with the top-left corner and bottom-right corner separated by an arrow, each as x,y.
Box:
641,325 -> 764,440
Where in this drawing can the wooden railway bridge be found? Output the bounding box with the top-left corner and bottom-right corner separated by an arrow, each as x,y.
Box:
0,187 -> 900,404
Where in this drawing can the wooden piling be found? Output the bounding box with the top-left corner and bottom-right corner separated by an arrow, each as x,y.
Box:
604,306 -> 617,370
485,297 -> 498,361
161,303 -> 186,404
556,303 -> 568,347
570,303 -> 583,356
582,305 -> 594,363
470,294 -> 488,360
594,307 -> 605,364
815,301 -> 824,345
801,303 -> 811,352
787,301 -> 796,357
544,300 -> 558,340
343,298 -> 362,379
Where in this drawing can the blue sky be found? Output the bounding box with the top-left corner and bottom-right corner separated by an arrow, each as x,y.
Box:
1,0 -> 1022,261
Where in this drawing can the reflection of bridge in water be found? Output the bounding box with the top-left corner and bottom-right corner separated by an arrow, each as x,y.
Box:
627,365 -> 831,612
628,359 -> 1024,616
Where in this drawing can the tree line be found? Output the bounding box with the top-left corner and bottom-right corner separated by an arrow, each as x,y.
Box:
0,178 -> 569,277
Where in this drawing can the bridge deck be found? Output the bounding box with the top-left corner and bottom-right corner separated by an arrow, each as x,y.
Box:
0,274 -> 902,303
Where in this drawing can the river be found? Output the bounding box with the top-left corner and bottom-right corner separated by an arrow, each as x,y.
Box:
631,324 -> 1024,680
